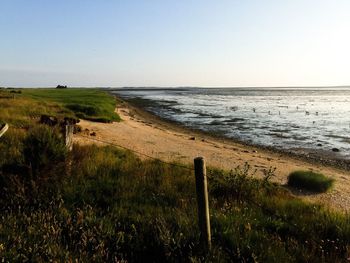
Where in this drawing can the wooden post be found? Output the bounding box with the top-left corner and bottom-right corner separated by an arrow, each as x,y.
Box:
64,124 -> 74,151
194,157 -> 211,250
0,123 -> 9,138
64,124 -> 74,177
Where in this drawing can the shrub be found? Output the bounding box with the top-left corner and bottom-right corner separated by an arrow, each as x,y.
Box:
288,171 -> 334,192
209,163 -> 261,201
66,104 -> 115,123
66,104 -> 99,116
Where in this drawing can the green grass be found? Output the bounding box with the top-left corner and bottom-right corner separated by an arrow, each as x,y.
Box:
1,89 -> 59,128
22,88 -> 120,123
1,142 -> 350,262
288,170 -> 335,193
0,88 -> 120,129
1,90 -> 350,262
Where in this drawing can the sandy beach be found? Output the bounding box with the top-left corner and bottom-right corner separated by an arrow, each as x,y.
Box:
74,98 -> 350,212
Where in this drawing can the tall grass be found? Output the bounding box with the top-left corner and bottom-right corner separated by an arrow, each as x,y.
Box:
0,91 -> 61,128
1,140 -> 350,261
1,89 -> 350,262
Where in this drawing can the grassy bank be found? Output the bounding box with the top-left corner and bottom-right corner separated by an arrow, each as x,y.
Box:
23,88 -> 120,123
0,88 -> 119,128
1,90 -> 350,262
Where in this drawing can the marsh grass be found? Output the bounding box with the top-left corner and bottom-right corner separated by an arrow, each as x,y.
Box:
288,170 -> 335,193
22,88 -> 120,122
0,92 -> 59,129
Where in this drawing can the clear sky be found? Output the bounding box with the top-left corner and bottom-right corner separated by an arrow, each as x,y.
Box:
1,0 -> 349,87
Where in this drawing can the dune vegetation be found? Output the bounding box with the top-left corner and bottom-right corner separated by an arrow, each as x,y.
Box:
0,88 -> 350,262
288,170 -> 335,193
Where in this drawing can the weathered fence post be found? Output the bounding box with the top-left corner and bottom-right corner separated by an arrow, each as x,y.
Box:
64,124 -> 74,151
0,123 -> 9,138
63,123 -> 74,177
194,157 -> 211,250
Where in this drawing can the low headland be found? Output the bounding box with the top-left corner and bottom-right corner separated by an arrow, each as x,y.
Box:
1,87 -> 350,262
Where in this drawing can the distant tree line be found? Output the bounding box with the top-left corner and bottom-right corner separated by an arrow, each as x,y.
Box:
56,85 -> 67,89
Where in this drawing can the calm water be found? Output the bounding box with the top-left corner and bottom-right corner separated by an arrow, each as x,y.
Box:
112,87 -> 350,159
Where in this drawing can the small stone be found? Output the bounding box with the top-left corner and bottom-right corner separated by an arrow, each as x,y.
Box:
90,132 -> 96,136
189,137 -> 196,140
40,115 -> 58,126
73,125 -> 82,134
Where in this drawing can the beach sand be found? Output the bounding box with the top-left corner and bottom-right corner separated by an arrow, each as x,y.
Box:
74,98 -> 350,212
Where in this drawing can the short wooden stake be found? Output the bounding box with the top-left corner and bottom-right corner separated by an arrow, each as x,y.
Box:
194,157 -> 211,250
64,124 -> 74,176
64,124 -> 74,151
0,123 -> 9,138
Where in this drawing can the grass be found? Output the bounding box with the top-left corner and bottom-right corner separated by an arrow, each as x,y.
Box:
0,88 -> 119,128
1,90 -> 350,262
1,142 -> 350,262
22,88 -> 120,123
0,89 -> 60,129
288,170 -> 335,193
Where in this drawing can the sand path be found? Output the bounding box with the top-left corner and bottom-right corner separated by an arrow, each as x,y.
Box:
74,100 -> 350,212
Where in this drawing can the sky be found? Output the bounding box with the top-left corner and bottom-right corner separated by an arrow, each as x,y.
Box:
0,0 -> 350,87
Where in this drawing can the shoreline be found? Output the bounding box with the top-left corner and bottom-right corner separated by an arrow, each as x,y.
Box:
121,96 -> 350,172
74,95 -> 350,212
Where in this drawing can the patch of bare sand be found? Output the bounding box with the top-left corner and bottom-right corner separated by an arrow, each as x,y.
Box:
74,100 -> 350,212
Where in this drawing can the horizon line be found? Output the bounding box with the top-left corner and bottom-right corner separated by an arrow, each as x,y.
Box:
2,85 -> 350,89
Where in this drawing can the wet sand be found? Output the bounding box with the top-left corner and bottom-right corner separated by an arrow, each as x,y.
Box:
74,98 -> 350,212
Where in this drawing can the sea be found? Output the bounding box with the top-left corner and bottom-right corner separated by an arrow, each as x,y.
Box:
112,87 -> 350,160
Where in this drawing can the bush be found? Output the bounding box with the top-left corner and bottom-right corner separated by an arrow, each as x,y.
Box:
66,104 -> 99,116
288,171 -> 334,192
66,104 -> 114,123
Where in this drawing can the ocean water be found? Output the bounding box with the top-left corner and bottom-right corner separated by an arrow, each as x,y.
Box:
112,87 -> 350,159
